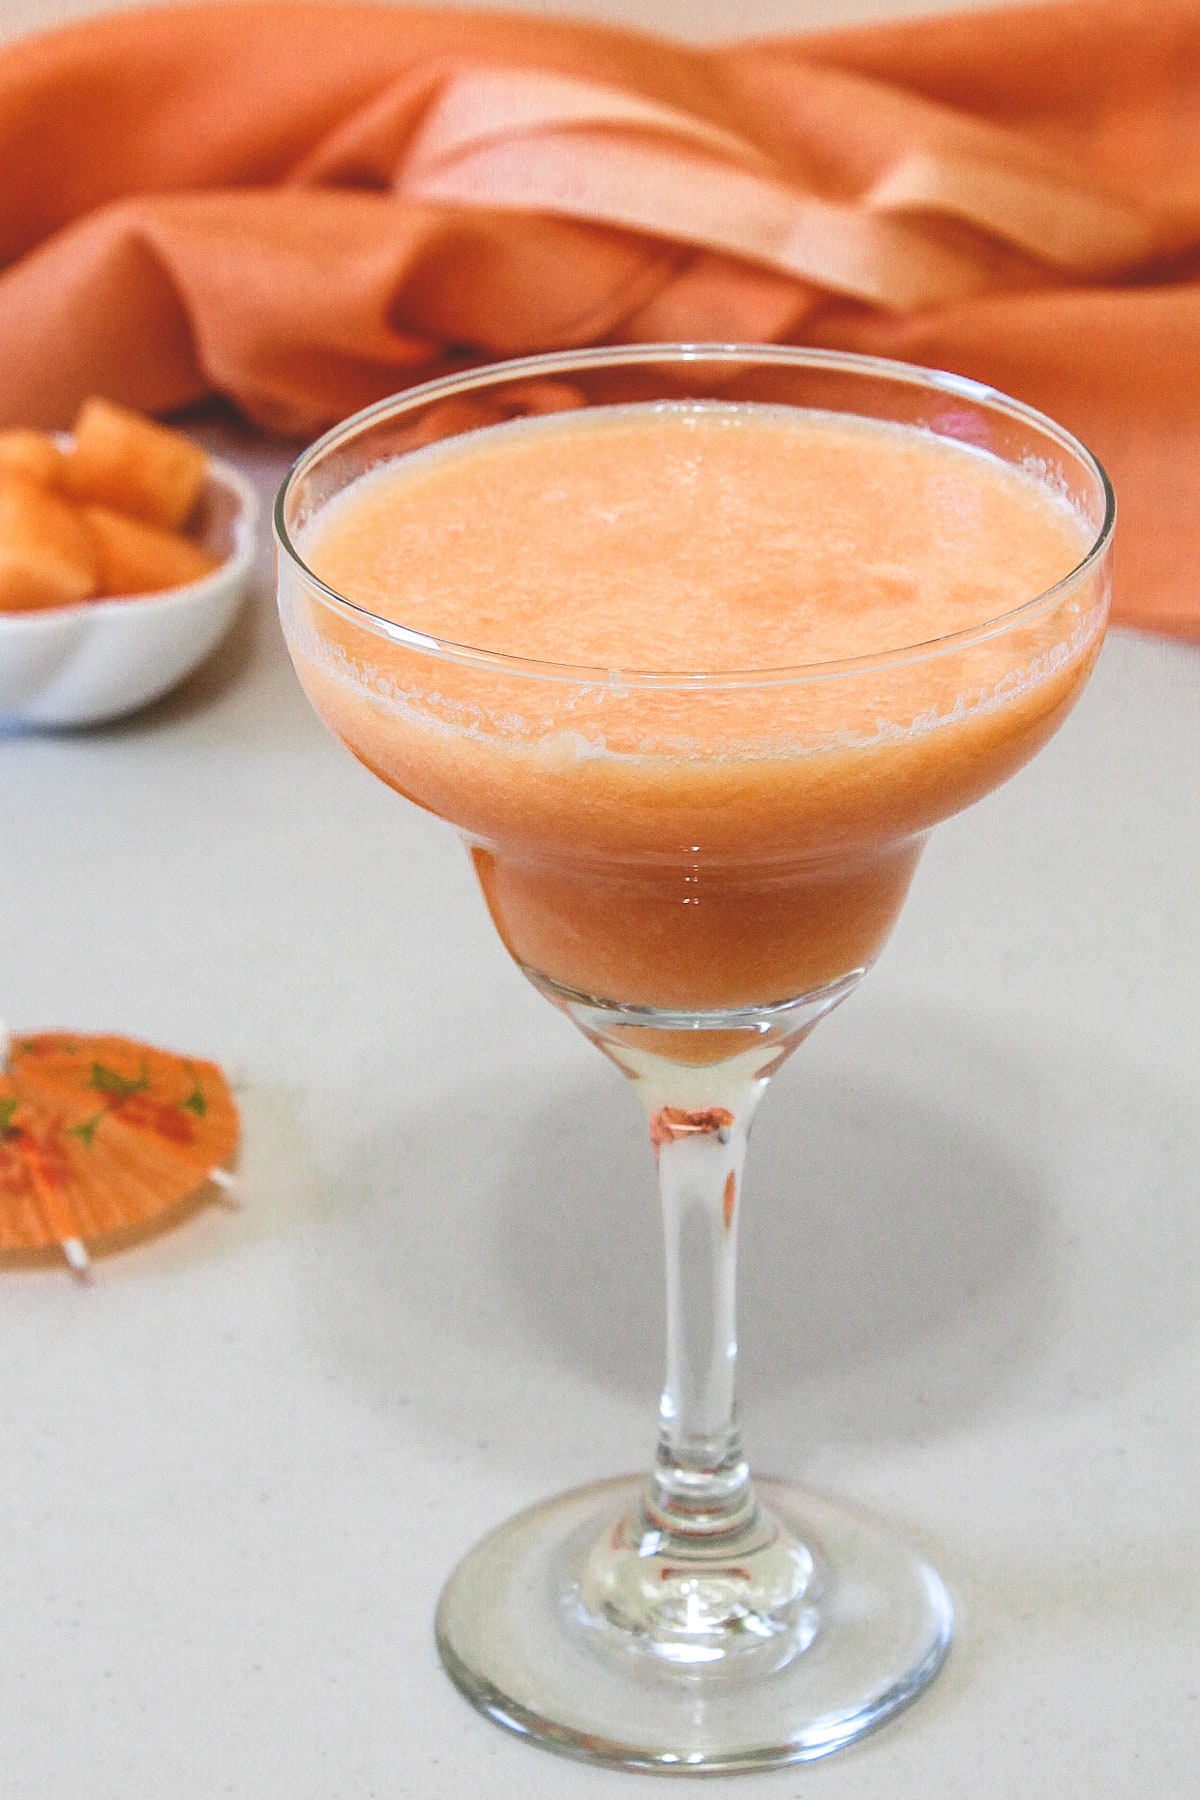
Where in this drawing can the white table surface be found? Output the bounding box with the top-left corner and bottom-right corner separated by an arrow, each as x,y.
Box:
3,4 -> 1199,1797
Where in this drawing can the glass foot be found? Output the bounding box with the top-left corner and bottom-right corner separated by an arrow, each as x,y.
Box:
436,1475 -> 952,1774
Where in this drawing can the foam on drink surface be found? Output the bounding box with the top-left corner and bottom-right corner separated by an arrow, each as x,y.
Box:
304,403 -> 1091,677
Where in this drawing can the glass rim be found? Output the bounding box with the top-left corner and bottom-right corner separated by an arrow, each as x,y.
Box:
273,343 -> 1115,691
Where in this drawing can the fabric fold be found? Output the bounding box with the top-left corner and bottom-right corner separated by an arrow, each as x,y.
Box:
2,0 -> 1199,637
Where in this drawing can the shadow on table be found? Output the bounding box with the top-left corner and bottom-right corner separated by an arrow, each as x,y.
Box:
488,1025 -> 1054,1457
306,994 -> 1198,1475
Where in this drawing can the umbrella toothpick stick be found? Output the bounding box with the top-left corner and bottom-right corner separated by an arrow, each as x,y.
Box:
60,1237 -> 92,1279
208,1167 -> 241,1206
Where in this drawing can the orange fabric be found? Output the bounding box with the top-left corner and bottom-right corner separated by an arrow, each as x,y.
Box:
1,3 -> 1198,638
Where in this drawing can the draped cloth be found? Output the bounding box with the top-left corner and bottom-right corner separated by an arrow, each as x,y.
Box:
2,0 -> 1199,637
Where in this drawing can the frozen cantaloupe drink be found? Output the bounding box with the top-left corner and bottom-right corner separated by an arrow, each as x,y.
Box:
289,400 -> 1104,1012
277,356 -> 1113,1769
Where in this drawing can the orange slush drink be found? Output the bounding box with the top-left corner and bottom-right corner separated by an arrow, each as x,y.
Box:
294,404 -> 1104,1012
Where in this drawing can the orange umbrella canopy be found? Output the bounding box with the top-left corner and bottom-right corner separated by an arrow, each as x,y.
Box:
0,1031 -> 239,1271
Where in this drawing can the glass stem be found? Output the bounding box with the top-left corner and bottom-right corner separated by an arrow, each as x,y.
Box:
639,1079 -> 768,1546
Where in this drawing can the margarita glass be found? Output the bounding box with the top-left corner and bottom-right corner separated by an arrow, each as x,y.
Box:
275,346 -> 1113,1773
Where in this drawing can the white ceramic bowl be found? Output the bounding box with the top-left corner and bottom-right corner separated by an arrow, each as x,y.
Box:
0,456 -> 259,729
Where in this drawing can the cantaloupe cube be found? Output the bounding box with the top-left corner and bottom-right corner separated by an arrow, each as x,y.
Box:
0,430 -> 66,488
82,504 -> 220,597
0,478 -> 97,611
62,398 -> 208,530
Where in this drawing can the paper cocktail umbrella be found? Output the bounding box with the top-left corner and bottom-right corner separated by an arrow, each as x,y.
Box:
0,1028 -> 239,1274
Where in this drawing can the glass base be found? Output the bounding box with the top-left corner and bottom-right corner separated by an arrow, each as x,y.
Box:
436,1475 -> 952,1774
